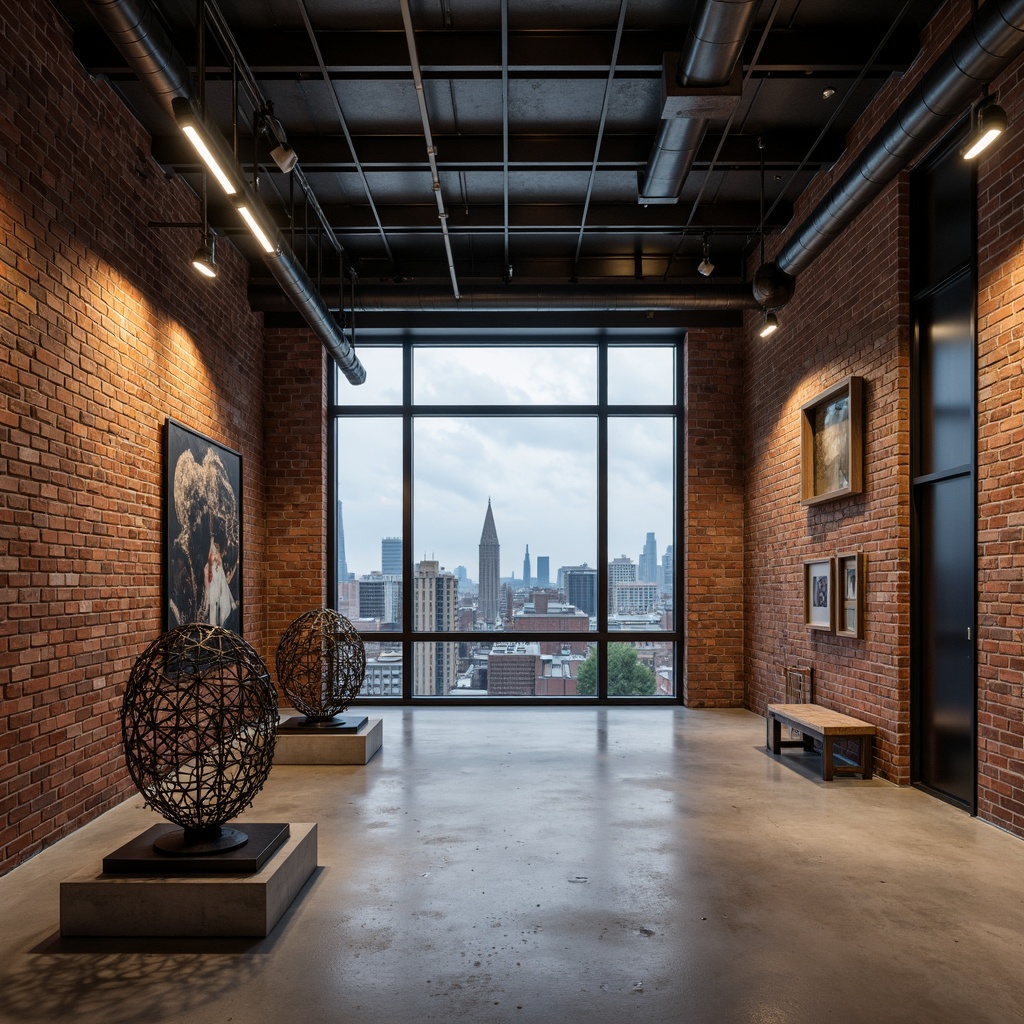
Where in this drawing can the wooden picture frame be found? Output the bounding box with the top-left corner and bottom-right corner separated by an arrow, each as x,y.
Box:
803,557 -> 834,632
799,376 -> 863,505
836,551 -> 865,638
165,419 -> 243,633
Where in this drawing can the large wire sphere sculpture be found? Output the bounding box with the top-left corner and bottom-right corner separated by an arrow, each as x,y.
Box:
275,608 -> 367,720
121,623 -> 278,854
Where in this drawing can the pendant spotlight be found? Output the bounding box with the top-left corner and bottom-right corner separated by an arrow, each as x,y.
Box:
962,99 -> 1007,160
191,235 -> 217,278
259,102 -> 298,174
759,310 -> 779,338
697,232 -> 714,277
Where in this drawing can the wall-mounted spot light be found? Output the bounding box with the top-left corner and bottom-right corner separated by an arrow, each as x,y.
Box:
173,98 -> 238,196
962,100 -> 1007,160
191,236 -> 218,278
236,203 -> 278,254
822,87 -> 836,101
697,232 -> 714,277
759,310 -> 779,338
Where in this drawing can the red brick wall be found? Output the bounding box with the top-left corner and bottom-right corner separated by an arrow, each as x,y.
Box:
263,328 -> 328,669
977,52 -> 1024,834
0,0 -> 267,875
684,327 -> 745,707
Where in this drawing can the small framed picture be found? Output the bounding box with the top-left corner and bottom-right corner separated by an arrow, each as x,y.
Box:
803,557 -> 834,631
836,551 -> 865,638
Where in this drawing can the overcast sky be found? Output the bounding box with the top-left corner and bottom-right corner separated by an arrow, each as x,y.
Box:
335,346 -> 674,580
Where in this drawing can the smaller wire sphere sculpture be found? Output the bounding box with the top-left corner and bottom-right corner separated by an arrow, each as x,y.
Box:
121,623 -> 278,855
275,608 -> 367,722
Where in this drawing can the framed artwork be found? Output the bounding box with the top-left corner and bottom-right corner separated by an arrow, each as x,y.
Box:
836,551 -> 865,638
799,376 -> 863,505
165,419 -> 242,633
803,557 -> 834,632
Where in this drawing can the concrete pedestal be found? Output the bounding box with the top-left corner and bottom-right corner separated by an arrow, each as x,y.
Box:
59,823 -> 317,937
274,717 -> 382,765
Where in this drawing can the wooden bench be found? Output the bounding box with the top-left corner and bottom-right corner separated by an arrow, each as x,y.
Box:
766,703 -> 875,781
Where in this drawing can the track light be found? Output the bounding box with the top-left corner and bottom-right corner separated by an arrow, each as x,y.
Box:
962,100 -> 1007,160
191,236 -> 218,279
172,98 -> 237,196
697,232 -> 714,276
259,103 -> 299,174
236,203 -> 278,254
759,311 -> 779,338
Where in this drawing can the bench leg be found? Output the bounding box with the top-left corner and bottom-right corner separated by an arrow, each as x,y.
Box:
770,714 -> 782,755
822,735 -> 835,782
861,735 -> 873,780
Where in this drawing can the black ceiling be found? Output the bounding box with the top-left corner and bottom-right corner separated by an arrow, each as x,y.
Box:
50,0 -> 941,325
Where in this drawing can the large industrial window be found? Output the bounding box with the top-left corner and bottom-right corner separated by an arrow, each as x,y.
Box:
330,330 -> 680,702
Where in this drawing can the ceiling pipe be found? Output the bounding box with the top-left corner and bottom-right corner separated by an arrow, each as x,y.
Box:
249,282 -> 761,313
639,0 -> 759,203
760,0 -> 1024,295
81,0 -> 366,385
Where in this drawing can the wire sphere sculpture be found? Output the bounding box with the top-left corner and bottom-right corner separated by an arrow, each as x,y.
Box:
121,623 -> 278,853
275,608 -> 367,720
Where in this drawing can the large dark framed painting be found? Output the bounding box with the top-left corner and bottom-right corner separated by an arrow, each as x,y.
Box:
165,419 -> 242,633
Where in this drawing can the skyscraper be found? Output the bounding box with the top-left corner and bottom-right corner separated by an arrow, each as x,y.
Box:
381,536 -> 402,576
536,555 -> 550,587
563,565 -> 597,617
413,560 -> 459,695
336,500 -> 349,583
522,544 -> 531,589
639,532 -> 658,583
478,499 -> 501,625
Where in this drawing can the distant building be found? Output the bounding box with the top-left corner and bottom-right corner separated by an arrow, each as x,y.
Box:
381,536 -> 402,576
336,500 -> 350,583
522,544 -> 531,589
611,581 -> 657,615
487,642 -> 541,696
563,565 -> 597,617
639,532 -> 658,583
608,555 -> 637,585
361,652 -> 403,697
513,594 -> 590,654
478,499 -> 501,624
358,573 -> 402,628
413,560 -> 459,695
536,555 -> 550,587
662,544 -> 673,593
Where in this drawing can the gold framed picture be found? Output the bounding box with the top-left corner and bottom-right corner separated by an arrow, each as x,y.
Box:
799,376 -> 863,505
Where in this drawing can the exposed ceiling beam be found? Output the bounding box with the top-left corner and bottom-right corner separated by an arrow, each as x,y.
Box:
151,130 -> 843,172
72,27 -> 922,81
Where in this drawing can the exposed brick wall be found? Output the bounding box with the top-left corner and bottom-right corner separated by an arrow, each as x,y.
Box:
976,52 -> 1024,835
0,0 -> 266,875
683,327 -> 745,707
263,328 -> 328,673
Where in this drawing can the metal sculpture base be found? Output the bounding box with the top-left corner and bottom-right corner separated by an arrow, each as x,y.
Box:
154,825 -> 249,856
277,714 -> 368,733
103,822 -> 290,875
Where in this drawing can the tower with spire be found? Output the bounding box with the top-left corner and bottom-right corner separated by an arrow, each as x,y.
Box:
523,544 -> 531,590
478,498 -> 501,625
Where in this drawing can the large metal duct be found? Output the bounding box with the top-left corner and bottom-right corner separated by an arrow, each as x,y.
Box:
769,0 -> 1024,284
639,0 -> 759,203
249,282 -> 761,313
81,0 -> 366,385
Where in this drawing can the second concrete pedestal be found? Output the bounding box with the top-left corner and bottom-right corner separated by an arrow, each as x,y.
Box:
274,717 -> 382,765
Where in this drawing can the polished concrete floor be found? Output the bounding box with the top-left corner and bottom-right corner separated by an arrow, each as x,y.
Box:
1,706 -> 1023,1024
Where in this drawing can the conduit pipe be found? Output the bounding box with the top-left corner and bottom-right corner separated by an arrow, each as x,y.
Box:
766,0 -> 1024,287
250,282 -> 761,313
81,0 -> 366,384
639,0 -> 758,203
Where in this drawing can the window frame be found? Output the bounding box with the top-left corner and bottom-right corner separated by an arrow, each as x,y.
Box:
329,331 -> 683,704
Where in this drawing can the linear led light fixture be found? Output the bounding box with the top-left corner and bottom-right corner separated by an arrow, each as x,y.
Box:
236,202 -> 277,254
962,100 -> 1007,160
172,98 -> 237,196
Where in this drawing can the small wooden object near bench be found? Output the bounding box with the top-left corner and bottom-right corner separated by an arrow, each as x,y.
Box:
767,703 -> 875,781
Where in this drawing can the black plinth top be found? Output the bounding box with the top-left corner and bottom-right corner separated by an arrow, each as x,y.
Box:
102,822 -> 290,875
277,714 -> 368,734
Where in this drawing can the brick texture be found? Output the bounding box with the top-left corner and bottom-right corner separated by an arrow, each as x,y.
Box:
0,0 -> 266,875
